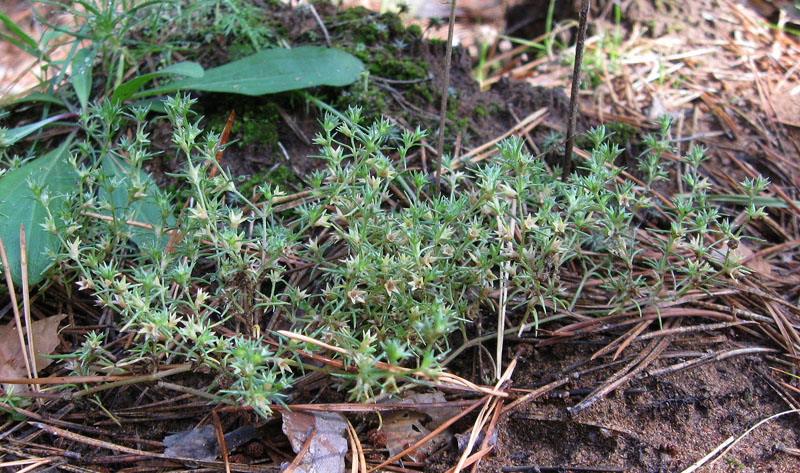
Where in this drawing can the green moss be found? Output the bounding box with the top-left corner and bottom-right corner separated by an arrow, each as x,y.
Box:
204,100 -> 281,148
472,101 -> 506,120
603,121 -> 639,146
324,6 -> 437,122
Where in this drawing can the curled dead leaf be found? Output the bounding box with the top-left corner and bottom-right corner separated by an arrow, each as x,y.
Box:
0,313 -> 66,393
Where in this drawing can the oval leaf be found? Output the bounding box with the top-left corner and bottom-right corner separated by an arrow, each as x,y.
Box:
71,48 -> 94,110
99,153 -> 175,249
0,139 -> 75,286
134,46 -> 364,98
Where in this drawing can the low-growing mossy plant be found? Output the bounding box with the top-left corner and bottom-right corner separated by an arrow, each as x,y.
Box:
2,93 -> 767,417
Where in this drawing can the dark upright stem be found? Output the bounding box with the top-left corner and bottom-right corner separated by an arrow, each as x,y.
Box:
435,0 -> 457,196
563,0 -> 590,180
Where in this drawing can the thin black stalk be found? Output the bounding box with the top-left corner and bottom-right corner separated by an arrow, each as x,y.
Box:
563,0 -> 591,179
434,0 -> 457,196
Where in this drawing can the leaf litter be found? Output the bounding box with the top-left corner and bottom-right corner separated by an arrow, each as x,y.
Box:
0,313 -> 65,392
282,410 -> 348,473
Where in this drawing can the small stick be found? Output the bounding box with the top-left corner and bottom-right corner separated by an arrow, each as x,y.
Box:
19,225 -> 39,389
680,410 -> 800,472
283,427 -> 316,473
0,235 -> 33,382
563,0 -> 590,178
434,0 -> 457,195
211,410 -> 231,473
346,419 -> 367,473
366,396 -> 487,473
568,329 -> 673,415
306,2 -> 331,48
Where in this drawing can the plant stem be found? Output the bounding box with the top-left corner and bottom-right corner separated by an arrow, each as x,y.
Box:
563,0 -> 590,179
434,0 -> 457,196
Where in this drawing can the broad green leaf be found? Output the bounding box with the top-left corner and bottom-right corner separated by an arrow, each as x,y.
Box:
1,113 -> 73,148
133,46 -> 364,99
99,153 -> 175,250
71,48 -> 94,110
0,139 -> 75,286
112,61 -> 204,103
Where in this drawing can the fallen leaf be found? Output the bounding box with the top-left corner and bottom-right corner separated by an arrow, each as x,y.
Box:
376,392 -> 457,461
0,313 -> 66,393
404,392 -> 461,424
735,241 -> 774,275
164,425 -> 219,461
282,411 -> 348,473
163,425 -> 260,461
711,241 -> 774,276
380,411 -> 432,461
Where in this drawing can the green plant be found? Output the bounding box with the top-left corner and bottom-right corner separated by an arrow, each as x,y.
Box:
2,60 -> 771,417
45,95 -> 298,414
0,0 -> 365,287
44,93 -> 766,413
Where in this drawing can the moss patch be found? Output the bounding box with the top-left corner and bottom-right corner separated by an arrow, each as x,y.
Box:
323,7 -> 437,122
203,99 -> 281,148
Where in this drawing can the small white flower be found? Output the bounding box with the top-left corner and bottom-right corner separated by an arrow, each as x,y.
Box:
499,183 -> 517,199
497,220 -> 514,241
367,175 -> 381,190
384,279 -> 400,296
522,215 -> 538,231
409,274 -> 424,292
190,206 -> 208,221
138,322 -> 162,341
346,288 -> 366,304
113,293 -> 128,309
420,252 -> 435,269
195,288 -> 209,308
313,213 -> 330,228
229,209 -> 245,229
76,276 -> 94,291
67,238 -> 81,260
276,357 -> 291,375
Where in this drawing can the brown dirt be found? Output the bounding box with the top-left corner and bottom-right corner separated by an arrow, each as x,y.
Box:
475,344 -> 800,473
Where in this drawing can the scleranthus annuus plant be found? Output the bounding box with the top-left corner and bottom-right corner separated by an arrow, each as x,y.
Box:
46,94 -> 766,415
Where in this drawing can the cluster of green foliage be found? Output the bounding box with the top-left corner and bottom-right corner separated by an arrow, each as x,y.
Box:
3,89 -> 769,416
0,0 -> 771,419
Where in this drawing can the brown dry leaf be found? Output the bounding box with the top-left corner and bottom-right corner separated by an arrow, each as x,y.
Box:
404,392 -> 461,424
163,425 -> 220,461
163,425 -> 259,461
736,241 -> 774,275
377,392 -> 457,461
281,410 -> 348,473
710,242 -> 774,276
380,411 -> 432,461
0,313 -> 66,391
